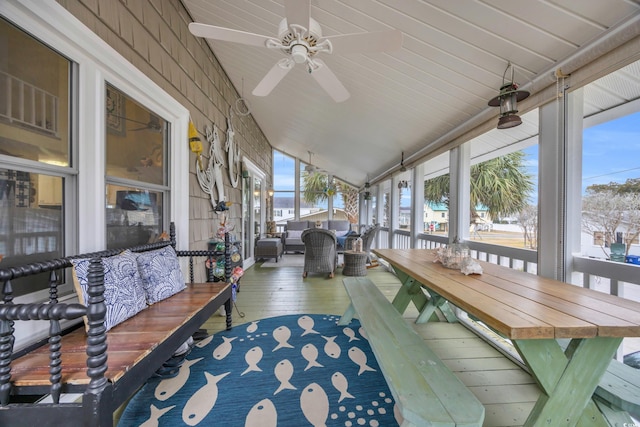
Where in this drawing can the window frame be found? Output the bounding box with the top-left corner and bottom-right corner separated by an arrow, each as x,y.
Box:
0,3 -> 189,283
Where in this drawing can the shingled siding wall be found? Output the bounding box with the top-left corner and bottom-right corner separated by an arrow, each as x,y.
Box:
55,0 -> 272,251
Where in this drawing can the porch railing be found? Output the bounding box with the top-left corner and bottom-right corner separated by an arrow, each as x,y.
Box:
0,71 -> 58,135
381,227 -> 639,297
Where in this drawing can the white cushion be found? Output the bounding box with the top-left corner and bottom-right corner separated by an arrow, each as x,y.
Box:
287,229 -> 303,239
335,230 -> 349,237
72,250 -> 147,331
136,245 -> 186,304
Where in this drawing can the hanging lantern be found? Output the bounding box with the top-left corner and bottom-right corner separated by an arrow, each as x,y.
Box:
488,62 -> 529,129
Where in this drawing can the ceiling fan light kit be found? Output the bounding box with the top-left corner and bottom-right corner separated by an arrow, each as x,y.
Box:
188,0 -> 403,103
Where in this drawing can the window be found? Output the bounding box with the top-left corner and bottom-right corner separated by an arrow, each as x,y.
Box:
0,18 -> 73,298
398,178 -> 411,229
300,164 -> 328,220
104,85 -> 167,249
273,150 -> 295,224
582,110 -> 640,260
334,178 -> 357,223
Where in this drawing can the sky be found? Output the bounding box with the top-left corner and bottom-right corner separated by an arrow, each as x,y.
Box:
522,110 -> 640,205
582,111 -> 640,190
273,110 -> 640,209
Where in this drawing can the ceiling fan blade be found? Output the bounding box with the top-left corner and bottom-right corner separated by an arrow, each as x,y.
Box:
283,0 -> 310,29
309,59 -> 350,103
252,60 -> 294,97
325,29 -> 403,55
188,22 -> 272,47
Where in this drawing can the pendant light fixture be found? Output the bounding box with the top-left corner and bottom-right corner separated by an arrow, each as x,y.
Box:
364,178 -> 371,200
399,151 -> 407,172
488,62 -> 529,129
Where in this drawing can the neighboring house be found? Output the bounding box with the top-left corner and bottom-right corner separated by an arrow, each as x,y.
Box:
424,202 -> 449,232
272,196 -> 348,227
581,228 -> 640,259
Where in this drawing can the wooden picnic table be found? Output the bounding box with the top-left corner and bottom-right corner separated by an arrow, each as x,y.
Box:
374,248 -> 640,427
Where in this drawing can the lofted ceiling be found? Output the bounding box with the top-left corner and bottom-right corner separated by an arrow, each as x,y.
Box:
182,0 -> 640,188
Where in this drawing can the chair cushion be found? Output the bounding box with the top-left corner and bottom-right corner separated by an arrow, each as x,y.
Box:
287,229 -> 304,239
256,238 -> 282,247
71,250 -> 147,331
136,245 -> 186,305
286,221 -> 310,231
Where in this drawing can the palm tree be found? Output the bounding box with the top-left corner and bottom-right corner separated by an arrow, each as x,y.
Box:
424,151 -> 534,223
302,171 -> 359,224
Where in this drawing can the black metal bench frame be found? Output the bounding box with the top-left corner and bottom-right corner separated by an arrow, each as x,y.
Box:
0,223 -> 233,426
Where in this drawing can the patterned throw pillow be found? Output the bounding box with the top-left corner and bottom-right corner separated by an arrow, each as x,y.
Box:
135,245 -> 186,304
71,250 -> 147,331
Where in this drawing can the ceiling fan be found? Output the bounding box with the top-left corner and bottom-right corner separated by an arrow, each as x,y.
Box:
304,151 -> 321,173
127,114 -> 163,133
188,0 -> 403,102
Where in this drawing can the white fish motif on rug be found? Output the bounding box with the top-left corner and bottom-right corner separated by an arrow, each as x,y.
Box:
182,371 -> 229,426
298,315 -> 320,336
331,371 -> 355,403
322,335 -> 341,359
117,315 -> 397,427
212,336 -> 237,360
302,343 -> 324,371
300,382 -> 329,427
348,347 -> 376,375
274,359 -> 297,395
343,327 -> 360,342
241,346 -> 263,375
245,398 -> 277,427
154,358 -> 202,401
272,325 -> 294,351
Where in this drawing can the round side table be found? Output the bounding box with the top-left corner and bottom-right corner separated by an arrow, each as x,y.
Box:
343,250 -> 368,276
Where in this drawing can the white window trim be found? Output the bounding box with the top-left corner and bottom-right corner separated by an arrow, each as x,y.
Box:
1,0 -> 190,250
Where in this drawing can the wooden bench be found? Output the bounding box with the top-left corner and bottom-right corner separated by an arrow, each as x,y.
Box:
338,277 -> 485,427
0,223 -> 233,426
595,358 -> 640,420
558,339 -> 640,424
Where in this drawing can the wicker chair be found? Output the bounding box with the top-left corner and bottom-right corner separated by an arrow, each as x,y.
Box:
345,224 -> 381,264
301,228 -> 338,278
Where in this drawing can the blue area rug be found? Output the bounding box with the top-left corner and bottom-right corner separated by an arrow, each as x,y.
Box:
118,314 -> 399,426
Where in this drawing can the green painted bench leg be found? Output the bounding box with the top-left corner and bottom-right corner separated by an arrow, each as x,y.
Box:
592,396 -> 635,427
338,303 -> 356,326
515,337 -> 622,427
391,270 -> 421,314
414,289 -> 458,324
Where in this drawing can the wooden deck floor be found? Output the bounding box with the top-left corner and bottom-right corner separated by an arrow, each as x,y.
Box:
203,254 -> 541,427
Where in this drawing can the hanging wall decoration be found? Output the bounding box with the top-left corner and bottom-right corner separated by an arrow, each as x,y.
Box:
226,107 -> 241,188
197,123 -> 226,210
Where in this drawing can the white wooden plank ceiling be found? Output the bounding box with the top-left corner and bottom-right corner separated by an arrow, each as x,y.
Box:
182,0 -> 640,187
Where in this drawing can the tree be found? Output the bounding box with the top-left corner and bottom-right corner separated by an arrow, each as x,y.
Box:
517,204 -> 538,249
582,180 -> 640,257
301,171 -> 359,224
424,151 -> 534,223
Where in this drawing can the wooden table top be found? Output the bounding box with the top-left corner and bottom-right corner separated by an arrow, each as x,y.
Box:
374,248 -> 640,340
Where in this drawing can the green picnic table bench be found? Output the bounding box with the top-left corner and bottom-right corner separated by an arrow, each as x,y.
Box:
595,357 -> 640,420
338,277 -> 485,427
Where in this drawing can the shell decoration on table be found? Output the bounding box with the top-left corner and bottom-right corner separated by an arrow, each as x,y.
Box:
460,257 -> 483,275
434,241 -> 481,274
